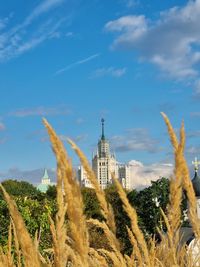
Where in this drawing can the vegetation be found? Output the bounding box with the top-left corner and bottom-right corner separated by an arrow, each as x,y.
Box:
0,178 -> 171,255
0,113 -> 199,266
0,179 -> 39,198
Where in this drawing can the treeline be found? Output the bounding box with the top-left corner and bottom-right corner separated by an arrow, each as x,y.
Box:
0,177 -> 187,255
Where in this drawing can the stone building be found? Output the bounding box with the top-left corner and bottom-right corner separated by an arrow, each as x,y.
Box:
37,169 -> 55,193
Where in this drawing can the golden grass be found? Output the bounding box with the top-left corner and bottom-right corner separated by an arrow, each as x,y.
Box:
67,138 -> 117,234
43,118 -> 89,267
0,184 -> 41,267
0,114 -> 199,266
111,173 -> 150,267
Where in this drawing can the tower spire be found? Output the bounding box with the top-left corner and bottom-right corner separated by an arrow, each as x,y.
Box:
192,157 -> 200,174
101,118 -> 105,140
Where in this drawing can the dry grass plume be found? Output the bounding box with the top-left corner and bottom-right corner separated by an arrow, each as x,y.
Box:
0,114 -> 199,266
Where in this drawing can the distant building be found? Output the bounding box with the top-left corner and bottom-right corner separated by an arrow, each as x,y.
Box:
180,157 -> 200,247
191,157 -> 200,218
78,165 -> 93,188
118,163 -> 131,190
37,169 -> 55,193
92,119 -> 118,189
78,119 -> 131,190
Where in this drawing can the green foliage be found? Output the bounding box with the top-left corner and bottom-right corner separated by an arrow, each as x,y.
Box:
0,177 -> 171,255
105,185 -> 133,254
16,196 -> 57,250
81,187 -> 103,220
0,199 -> 10,246
79,179 -> 170,254
128,177 -> 170,237
0,191 -> 57,251
1,179 -> 39,198
46,185 -> 57,199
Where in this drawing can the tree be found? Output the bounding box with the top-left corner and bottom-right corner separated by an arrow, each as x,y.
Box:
16,196 -> 57,250
1,179 -> 39,198
105,185 -> 133,254
0,199 -> 10,246
46,185 -> 57,199
0,180 -> 57,250
128,177 -> 170,237
0,195 -> 57,251
81,187 -> 103,220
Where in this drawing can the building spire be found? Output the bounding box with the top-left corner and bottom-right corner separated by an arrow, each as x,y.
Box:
192,157 -> 200,174
101,118 -> 105,140
43,168 -> 49,180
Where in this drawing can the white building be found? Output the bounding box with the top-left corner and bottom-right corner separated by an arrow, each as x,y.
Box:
37,169 -> 55,193
118,163 -> 131,190
78,165 -> 93,188
179,158 -> 200,260
192,157 -> 200,219
78,119 -> 132,190
92,119 -> 118,189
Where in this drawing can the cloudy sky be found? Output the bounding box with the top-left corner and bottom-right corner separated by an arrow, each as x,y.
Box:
0,0 -> 200,186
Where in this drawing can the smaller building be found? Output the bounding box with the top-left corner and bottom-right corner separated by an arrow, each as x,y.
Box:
192,157 -> 200,218
181,157 -> 200,247
37,169 -> 55,193
118,163 -> 131,190
78,165 -> 93,188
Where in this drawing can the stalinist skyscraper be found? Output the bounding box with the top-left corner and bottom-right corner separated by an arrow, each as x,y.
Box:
92,119 -> 118,189
78,119 -> 132,190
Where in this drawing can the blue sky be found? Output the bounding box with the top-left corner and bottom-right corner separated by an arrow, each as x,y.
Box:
0,0 -> 200,184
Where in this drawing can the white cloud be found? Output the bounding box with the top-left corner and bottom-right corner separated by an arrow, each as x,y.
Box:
55,53 -> 100,75
60,134 -> 88,143
0,0 -> 65,62
194,79 -> 200,96
186,145 -> 200,155
8,106 -> 70,117
128,159 -> 143,167
105,15 -> 147,41
0,167 -> 56,184
0,13 -> 13,31
76,118 -> 85,124
187,130 -> 200,138
0,122 -> 6,131
0,137 -> 7,144
158,102 -> 176,114
124,0 -> 138,8
0,21 -> 5,31
190,111 -> 200,117
65,31 -> 74,37
91,67 -> 126,78
24,0 -> 65,26
105,0 -> 200,83
0,16 -> 10,31
127,160 -> 173,189
49,31 -> 61,39
111,128 -> 162,153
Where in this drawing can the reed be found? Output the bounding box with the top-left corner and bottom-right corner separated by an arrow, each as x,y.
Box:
67,138 -> 117,234
43,119 -> 89,267
0,184 -> 41,267
0,114 -> 199,266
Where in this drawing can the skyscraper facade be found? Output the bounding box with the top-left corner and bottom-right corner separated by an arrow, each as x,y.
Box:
78,119 -> 132,190
92,119 -> 118,189
118,164 -> 131,190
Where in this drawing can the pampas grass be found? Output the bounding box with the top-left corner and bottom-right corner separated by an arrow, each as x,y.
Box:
43,118 -> 89,267
0,184 -> 41,267
0,114 -> 199,266
67,138 -> 117,234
